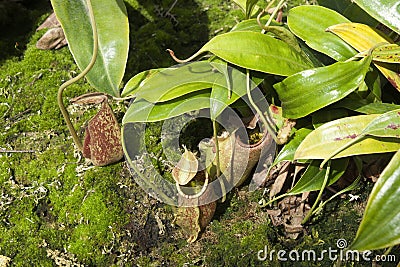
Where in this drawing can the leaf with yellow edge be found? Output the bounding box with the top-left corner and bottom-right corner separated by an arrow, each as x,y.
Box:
295,114 -> 400,160
327,22 -> 400,91
371,44 -> 400,63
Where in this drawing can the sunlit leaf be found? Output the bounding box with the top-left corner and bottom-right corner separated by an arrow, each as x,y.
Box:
351,150 -> 400,250
134,62 -> 222,103
272,128 -> 312,166
327,22 -> 400,91
51,0 -> 129,97
172,31 -> 314,76
274,57 -> 371,119
287,5 -> 357,61
121,69 -> 161,97
295,114 -> 400,160
352,0 -> 400,34
289,158 -> 349,194
361,109 -> 400,138
122,90 -> 210,123
337,99 -> 400,114
371,44 -> 400,63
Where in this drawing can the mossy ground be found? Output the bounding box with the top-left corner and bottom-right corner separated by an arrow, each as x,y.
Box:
0,0 -> 399,266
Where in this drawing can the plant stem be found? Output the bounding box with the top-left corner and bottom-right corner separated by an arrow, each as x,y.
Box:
57,0 -> 99,151
245,69 -> 277,142
261,0 -> 285,33
302,160 -> 331,224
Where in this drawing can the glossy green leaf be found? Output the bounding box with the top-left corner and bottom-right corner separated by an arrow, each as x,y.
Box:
351,150 -> 400,250
232,0 -> 259,18
121,69 -> 161,97
134,62 -> 222,103
352,0 -> 400,34
360,109 -> 400,138
272,128 -> 312,166
295,114 -> 400,160
122,90 -> 210,123
177,31 -> 314,76
289,158 -> 349,194
51,0 -> 129,97
287,6 -> 357,61
274,57 -> 372,119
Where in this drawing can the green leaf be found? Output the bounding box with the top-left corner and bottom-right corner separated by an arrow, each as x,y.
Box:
232,0 -> 259,18
274,57 -> 372,119
51,0 -> 129,97
350,150 -> 400,250
287,5 -> 357,61
272,128 -> 312,166
289,158 -> 349,195
176,31 -> 314,76
122,90 -> 211,123
361,109 -> 400,138
327,22 -> 400,92
295,114 -> 400,160
352,0 -> 400,35
134,62 -> 222,103
371,44 -> 400,63
230,18 -> 279,32
337,99 -> 400,114
121,69 -> 161,98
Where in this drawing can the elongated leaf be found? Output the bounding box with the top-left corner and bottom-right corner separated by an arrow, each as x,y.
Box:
177,31 -> 313,76
51,0 -> 129,97
121,69 -> 161,97
272,128 -> 312,166
352,0 -> 400,34
287,6 -> 357,61
289,158 -> 349,195
350,150 -> 400,250
371,44 -> 400,63
122,90 -> 210,123
274,57 -> 372,119
134,62 -> 222,103
295,114 -> 400,159
361,109 -> 400,138
327,22 -> 400,91
230,18 -> 279,32
232,0 -> 259,18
